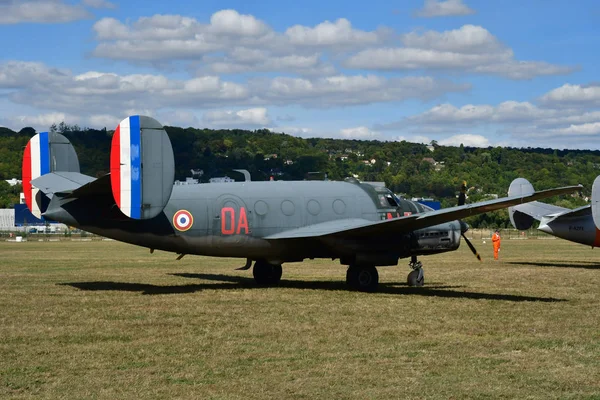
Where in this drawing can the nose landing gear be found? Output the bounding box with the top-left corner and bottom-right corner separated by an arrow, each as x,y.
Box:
407,255 -> 424,287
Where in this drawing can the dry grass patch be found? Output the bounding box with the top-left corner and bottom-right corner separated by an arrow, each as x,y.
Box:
1,239 -> 599,399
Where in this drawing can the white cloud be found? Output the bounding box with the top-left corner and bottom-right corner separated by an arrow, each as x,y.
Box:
0,0 -> 91,24
0,61 -> 468,118
439,134 -> 490,147
202,107 -> 271,127
552,122 -> 600,136
89,11 -> 573,81
415,0 -> 476,18
257,75 -> 469,107
209,9 -> 269,36
203,52 -> 336,76
285,18 -> 383,47
472,61 -> 576,80
401,25 -> 500,53
340,126 -> 380,139
82,0 -> 116,9
540,83 -> 600,107
345,25 -> 575,79
1,111 -> 119,132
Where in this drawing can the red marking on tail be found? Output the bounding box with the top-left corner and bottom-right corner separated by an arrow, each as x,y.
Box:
110,125 -> 121,208
22,141 -> 32,211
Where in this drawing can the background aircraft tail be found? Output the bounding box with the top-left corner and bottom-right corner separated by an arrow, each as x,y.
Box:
592,176 -> 600,230
507,178 -> 536,230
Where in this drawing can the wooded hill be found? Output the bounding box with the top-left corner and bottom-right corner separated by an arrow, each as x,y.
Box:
1,122 -> 598,228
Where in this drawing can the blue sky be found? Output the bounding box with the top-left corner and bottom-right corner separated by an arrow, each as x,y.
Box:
1,0 -> 599,149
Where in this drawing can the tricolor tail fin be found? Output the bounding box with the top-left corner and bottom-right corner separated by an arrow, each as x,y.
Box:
110,115 -> 175,220
22,131 -> 81,218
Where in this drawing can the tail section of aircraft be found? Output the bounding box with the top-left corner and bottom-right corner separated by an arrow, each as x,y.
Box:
22,131 -> 81,218
110,115 -> 175,219
592,176 -> 600,230
507,178 -> 535,230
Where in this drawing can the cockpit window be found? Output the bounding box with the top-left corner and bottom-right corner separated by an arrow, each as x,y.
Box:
385,194 -> 398,207
378,194 -> 398,207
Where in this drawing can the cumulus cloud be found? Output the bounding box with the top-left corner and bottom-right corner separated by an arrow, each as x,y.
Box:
345,25 -> 575,79
439,134 -> 490,147
256,75 -> 469,107
339,126 -> 380,139
0,61 -> 469,120
90,10 -> 389,75
89,11 -> 573,81
285,18 -> 383,47
0,111 -> 120,132
375,86 -> 600,148
202,107 -> 271,127
415,0 -> 476,18
540,83 -> 600,107
209,9 -> 269,36
401,25 -> 502,54
0,0 -> 91,24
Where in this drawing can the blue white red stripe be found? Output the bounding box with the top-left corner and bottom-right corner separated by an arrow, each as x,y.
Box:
110,116 -> 142,219
22,132 -> 50,218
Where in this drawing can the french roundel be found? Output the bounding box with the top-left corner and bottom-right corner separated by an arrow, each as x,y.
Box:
173,210 -> 193,231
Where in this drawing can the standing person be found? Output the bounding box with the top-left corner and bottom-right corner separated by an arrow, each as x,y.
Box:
492,229 -> 501,260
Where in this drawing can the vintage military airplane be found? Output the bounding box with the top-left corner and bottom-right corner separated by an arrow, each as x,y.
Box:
508,177 -> 600,247
22,116 -> 581,292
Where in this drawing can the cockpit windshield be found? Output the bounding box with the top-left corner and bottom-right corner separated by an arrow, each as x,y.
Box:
376,189 -> 399,208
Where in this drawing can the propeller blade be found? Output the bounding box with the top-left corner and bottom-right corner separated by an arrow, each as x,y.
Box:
461,232 -> 482,262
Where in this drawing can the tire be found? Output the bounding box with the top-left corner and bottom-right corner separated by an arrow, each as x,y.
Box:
347,265 -> 379,292
407,269 -> 424,287
253,261 -> 282,285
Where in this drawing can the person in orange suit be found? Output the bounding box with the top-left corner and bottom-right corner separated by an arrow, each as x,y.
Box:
492,229 -> 501,260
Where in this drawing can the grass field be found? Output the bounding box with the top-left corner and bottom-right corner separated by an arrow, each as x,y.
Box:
1,239 -> 599,399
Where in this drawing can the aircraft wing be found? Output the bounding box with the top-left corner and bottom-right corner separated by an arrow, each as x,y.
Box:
265,184 -> 581,240
511,201 -> 573,221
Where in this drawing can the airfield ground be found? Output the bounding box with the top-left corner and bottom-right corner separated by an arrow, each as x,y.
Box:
1,239 -> 599,399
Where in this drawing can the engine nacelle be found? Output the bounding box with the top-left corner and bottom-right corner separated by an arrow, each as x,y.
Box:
413,221 -> 462,255
110,115 -> 175,220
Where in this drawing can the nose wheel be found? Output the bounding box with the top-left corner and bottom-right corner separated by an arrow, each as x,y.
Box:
407,256 -> 424,287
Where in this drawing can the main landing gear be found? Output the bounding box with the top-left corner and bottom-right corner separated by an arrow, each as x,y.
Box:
407,255 -> 424,287
346,265 -> 379,292
253,260 -> 283,286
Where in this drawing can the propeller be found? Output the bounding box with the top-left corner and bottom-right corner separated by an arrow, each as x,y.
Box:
458,181 -> 482,262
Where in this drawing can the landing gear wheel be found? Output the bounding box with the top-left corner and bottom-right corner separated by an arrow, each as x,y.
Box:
253,260 -> 282,286
346,265 -> 379,292
407,268 -> 424,287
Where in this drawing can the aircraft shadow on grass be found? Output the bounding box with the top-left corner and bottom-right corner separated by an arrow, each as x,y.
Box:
61,272 -> 565,302
507,261 -> 600,270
